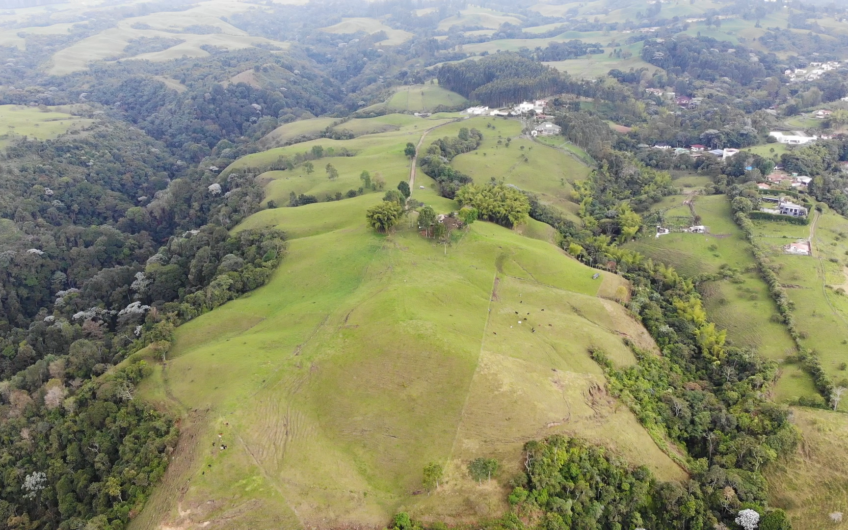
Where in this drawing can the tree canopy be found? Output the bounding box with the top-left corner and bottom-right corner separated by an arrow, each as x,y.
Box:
455,184 -> 530,228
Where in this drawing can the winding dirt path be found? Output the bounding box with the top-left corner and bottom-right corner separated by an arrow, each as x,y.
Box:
408,119 -> 462,196
809,211 -> 848,326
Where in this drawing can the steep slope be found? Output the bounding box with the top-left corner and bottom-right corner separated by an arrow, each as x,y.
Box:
133,119 -> 685,529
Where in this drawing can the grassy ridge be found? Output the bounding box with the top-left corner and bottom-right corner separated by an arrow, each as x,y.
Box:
0,105 -> 94,147
134,116 -> 684,529
440,116 -> 589,222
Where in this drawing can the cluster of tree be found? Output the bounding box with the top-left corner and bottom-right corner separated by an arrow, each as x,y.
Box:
366,200 -> 404,233
759,29 -> 848,59
641,36 -> 782,86
437,53 -> 568,107
555,111 -> 617,156
771,140 -> 848,216
117,36 -> 186,59
571,150 -> 675,218
513,183 -> 800,526
0,113 -> 280,527
532,40 -> 605,62
455,183 -> 529,228
418,128 -> 483,198
510,435 -> 792,530
263,145 -> 354,174
0,358 -> 177,529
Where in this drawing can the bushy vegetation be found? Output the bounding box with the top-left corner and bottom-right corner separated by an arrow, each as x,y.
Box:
0,106 -> 283,530
511,187 -> 800,528
418,127 -> 483,198
455,183 -> 529,228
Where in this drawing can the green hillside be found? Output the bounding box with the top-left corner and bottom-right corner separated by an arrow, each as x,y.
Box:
133,118 -> 684,529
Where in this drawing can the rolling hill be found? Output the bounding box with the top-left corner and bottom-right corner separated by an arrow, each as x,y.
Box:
132,116 -> 685,529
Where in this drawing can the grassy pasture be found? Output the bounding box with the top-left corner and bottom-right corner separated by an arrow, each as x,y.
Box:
760,211 -> 848,400
524,22 -> 567,34
784,115 -> 821,131
743,143 -> 789,158
626,195 -> 801,395
336,114 -> 420,135
767,407 -> 848,530
134,114 -> 683,528
227,115 -> 456,182
135,203 -> 682,528
47,2 -> 290,75
435,117 -> 589,222
436,7 -> 521,31
0,105 -> 95,147
544,43 -> 661,79
151,76 -> 187,93
321,17 -> 413,45
259,117 -> 338,149
671,172 -> 712,191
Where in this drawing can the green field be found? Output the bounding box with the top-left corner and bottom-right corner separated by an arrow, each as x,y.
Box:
783,115 -> 821,131
544,43 -> 661,79
385,84 -> 469,113
436,7 -> 521,31
439,117 -> 590,222
743,143 -> 790,158
232,115 -> 460,210
534,135 -> 595,165
0,105 -> 95,147
767,407 -> 848,530
321,17 -> 413,45
133,116 -> 685,529
259,118 -> 339,149
627,195 -> 804,398
47,1 -> 290,75
759,211 -> 848,405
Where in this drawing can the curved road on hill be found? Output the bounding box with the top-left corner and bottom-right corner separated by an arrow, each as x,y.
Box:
408,118 -> 463,196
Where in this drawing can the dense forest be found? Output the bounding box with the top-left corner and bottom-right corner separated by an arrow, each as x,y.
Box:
437,54 -> 568,107
640,36 -> 782,86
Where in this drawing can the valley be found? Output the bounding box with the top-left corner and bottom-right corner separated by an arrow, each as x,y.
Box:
0,0 -> 847,529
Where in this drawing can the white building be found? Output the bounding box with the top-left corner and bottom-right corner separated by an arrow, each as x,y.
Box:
723,148 -> 740,159
785,240 -> 811,255
532,122 -> 562,137
769,131 -> 818,145
779,199 -> 808,217
514,101 -> 536,114
466,106 -> 489,116
791,176 -> 812,188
